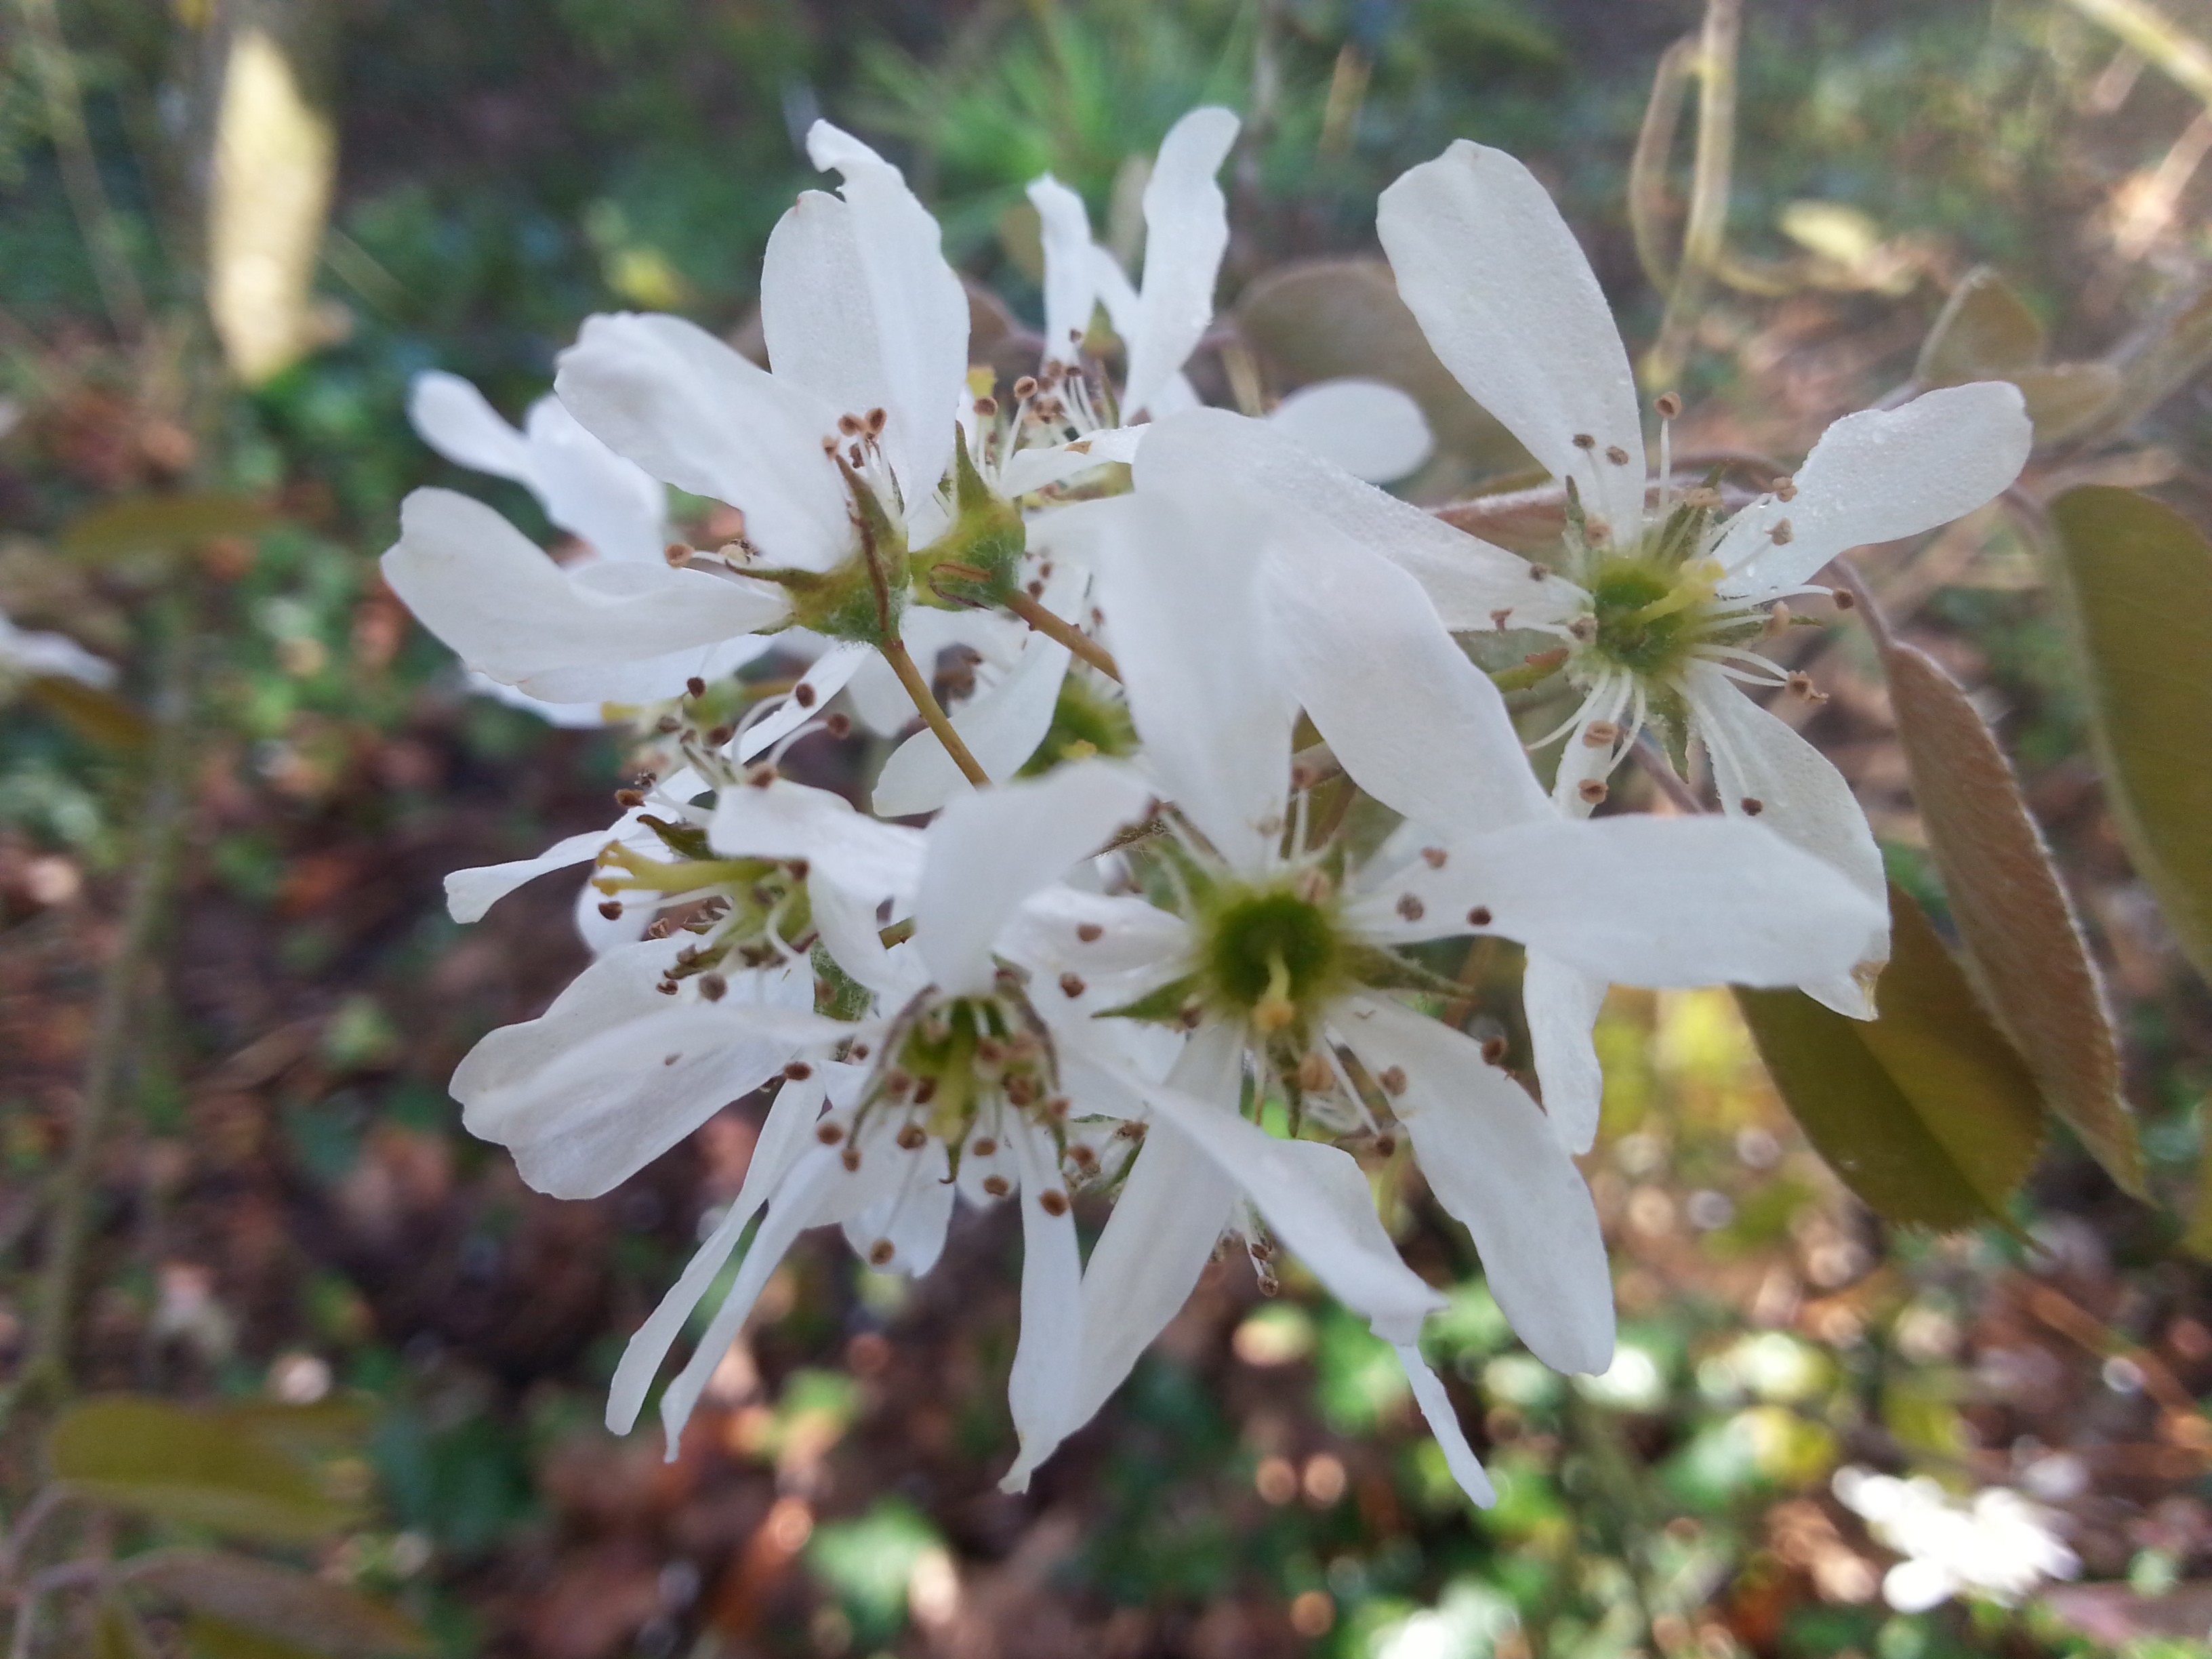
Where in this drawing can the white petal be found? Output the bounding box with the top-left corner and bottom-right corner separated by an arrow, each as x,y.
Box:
555,312 -> 851,570
1000,1115 -> 1085,1491
1712,383 -> 2032,598
1263,378 -> 1434,483
1258,512 -> 1551,838
1395,1345 -> 1498,1506
1000,886 -> 1190,990
1378,142 -> 1646,534
709,773 -> 924,901
575,873 -> 652,955
606,1069 -> 829,1431
1027,173 -> 1097,360
1353,813 -> 1885,989
454,949 -> 837,1199
842,1137 -> 955,1275
380,489 -> 787,703
445,822 -> 625,924
0,619 -> 115,686
464,670 -> 613,729
409,371 -> 533,480
1134,407 -> 1574,630
1066,491 -> 1295,868
1685,663 -> 1889,1015
800,121 -> 969,508
1522,951 -> 1608,1154
732,642 -> 870,762
916,760 -> 1151,995
521,394 -> 668,565
1341,996 -> 1614,1374
1123,107 -> 1240,420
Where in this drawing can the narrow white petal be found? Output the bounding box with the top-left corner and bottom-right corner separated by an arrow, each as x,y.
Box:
1027,173 -> 1097,359
1342,996 -> 1614,1374
708,772 -> 925,903
870,630 -> 1072,815
842,1137 -> 955,1275
521,394 -> 668,565
1712,383 -> 2032,598
1523,951 -> 1608,1154
1000,886 -> 1191,989
1134,407 -> 1576,630
1064,491 -> 1296,867
1378,142 -> 1646,533
380,489 -> 789,703
802,121 -> 969,506
1263,379 -> 1434,483
0,620 -> 113,686
605,1070 -> 828,1431
1396,1345 -> 1498,1507
732,642 -> 871,762
555,312 -> 851,570
445,822 -> 626,923
1124,106 -> 1240,420
409,371 -> 533,480
1353,813 -> 1885,989
916,760 -> 1151,995
1000,1115 -> 1085,1492
574,874 -> 651,956
1685,663 -> 1889,1015
1258,512 -> 1552,838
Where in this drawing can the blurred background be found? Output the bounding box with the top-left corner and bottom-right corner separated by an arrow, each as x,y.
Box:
6,0 -> 2212,1654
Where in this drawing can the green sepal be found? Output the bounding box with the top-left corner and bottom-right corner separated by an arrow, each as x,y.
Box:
912,434 -> 1027,609
1096,972 -> 1204,1025
812,942 -> 874,1021
1343,944 -> 1469,999
638,815 -> 712,859
1647,465 -> 1725,568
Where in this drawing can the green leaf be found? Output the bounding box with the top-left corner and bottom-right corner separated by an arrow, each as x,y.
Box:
2010,362 -> 2121,446
207,1397 -> 376,1459
1233,258 -> 1528,473
138,1556 -> 428,1657
186,1615 -> 324,1659
60,494 -> 272,568
48,1397 -> 361,1543
22,676 -> 152,750
1882,639 -> 2144,1194
1917,266 -> 2045,384
2048,487 -> 2212,985
1736,886 -> 2045,1231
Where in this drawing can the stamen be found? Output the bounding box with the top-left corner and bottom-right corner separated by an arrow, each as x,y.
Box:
1740,797 -> 1765,815
1378,1065 -> 1408,1097
1578,779 -> 1609,805
1466,905 -> 1492,927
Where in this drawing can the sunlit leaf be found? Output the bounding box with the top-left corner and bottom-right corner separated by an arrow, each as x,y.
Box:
48,1397 -> 360,1543
2048,487 -> 2212,985
1917,266 -> 2044,384
61,495 -> 273,567
1736,886 -> 2045,1231
139,1556 -> 428,1657
209,1396 -> 376,1459
2010,362 -> 2121,445
1233,258 -> 1527,472
1883,639 -> 2144,1194
185,1614 -> 323,1659
23,676 -> 152,750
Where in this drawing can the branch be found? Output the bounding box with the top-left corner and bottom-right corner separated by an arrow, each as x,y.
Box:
880,638 -> 991,787
1004,590 -> 1122,680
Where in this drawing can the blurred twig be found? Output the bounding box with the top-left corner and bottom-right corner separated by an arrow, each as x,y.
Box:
1646,0 -> 1742,390
2060,0 -> 2212,108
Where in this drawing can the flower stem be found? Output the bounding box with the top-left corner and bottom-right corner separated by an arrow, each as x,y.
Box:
1004,590 -> 1122,682
880,637 -> 991,787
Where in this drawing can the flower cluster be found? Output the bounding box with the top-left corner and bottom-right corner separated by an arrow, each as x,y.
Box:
384,113 -> 2030,1503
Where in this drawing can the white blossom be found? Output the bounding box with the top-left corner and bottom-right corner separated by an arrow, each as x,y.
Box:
1834,1466 -> 2079,1612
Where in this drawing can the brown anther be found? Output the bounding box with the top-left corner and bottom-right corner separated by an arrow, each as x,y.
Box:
913,1077 -> 937,1105
1420,846 -> 1448,869
598,899 -> 623,920
1771,474 -> 1798,501
837,413 -> 864,436
820,436 -> 840,454
972,1136 -> 998,1157
655,714 -> 682,734
1788,671 -> 1827,703
1605,445 -> 1631,466
1038,1189 -> 1070,1216
1070,1144 -> 1098,1171
747,764 -> 778,788
1529,564 -> 1551,581
816,1123 -> 844,1144
647,918 -> 673,939
1076,922 -> 1103,943
1374,1133 -> 1398,1155
1481,1036 -> 1509,1065
1026,579 -> 1045,598
825,712 -> 853,738
1467,905 -> 1492,927
664,541 -> 694,565
787,859 -> 810,882
785,681 -> 815,711
1059,972 -> 1086,999
1568,615 -> 1598,641
1378,1065 -> 1408,1097
706,724 -> 737,746
1584,515 -> 1612,545
975,1038 -> 1007,1065
1176,1003 -> 1204,1030
615,787 -> 645,808
1572,432 -> 1597,451
983,1174 -> 1011,1197
1046,1095 -> 1070,1118
975,396 -> 999,417
1578,779 -> 1610,805
1013,375 -> 1039,400
656,980 -> 679,996
783,1061 -> 814,1081
1740,796 -> 1765,815
1582,720 -> 1622,748
1004,1075 -> 1038,1106
1767,518 -> 1794,546
1491,608 -> 1514,631
865,407 -> 886,435
686,676 -> 708,698
1832,588 -> 1857,611
850,1042 -> 869,1060
699,973 -> 728,1002
1656,392 -> 1683,419
1395,893 -> 1426,922
840,1147 -> 861,1171
1296,1052 -> 1334,1092
868,1239 -> 896,1265
897,1124 -> 928,1150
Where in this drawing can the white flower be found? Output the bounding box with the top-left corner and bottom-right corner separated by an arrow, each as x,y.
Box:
1834,1466 -> 2079,1612
0,607 -> 115,689
1376,140 -> 2033,1015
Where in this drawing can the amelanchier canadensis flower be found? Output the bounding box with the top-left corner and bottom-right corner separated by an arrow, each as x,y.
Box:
386,111 -> 2034,1513
0,605 -> 115,691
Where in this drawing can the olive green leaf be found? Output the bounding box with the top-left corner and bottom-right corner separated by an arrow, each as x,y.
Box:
1915,267 -> 2118,444
184,1615 -> 332,1659
61,494 -> 272,569
138,1556 -> 428,1658
1737,886 -> 2046,1231
96,1597 -> 157,1659
1883,639 -> 2144,1194
47,1396 -> 361,1543
23,676 -> 152,751
2047,487 -> 2212,985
